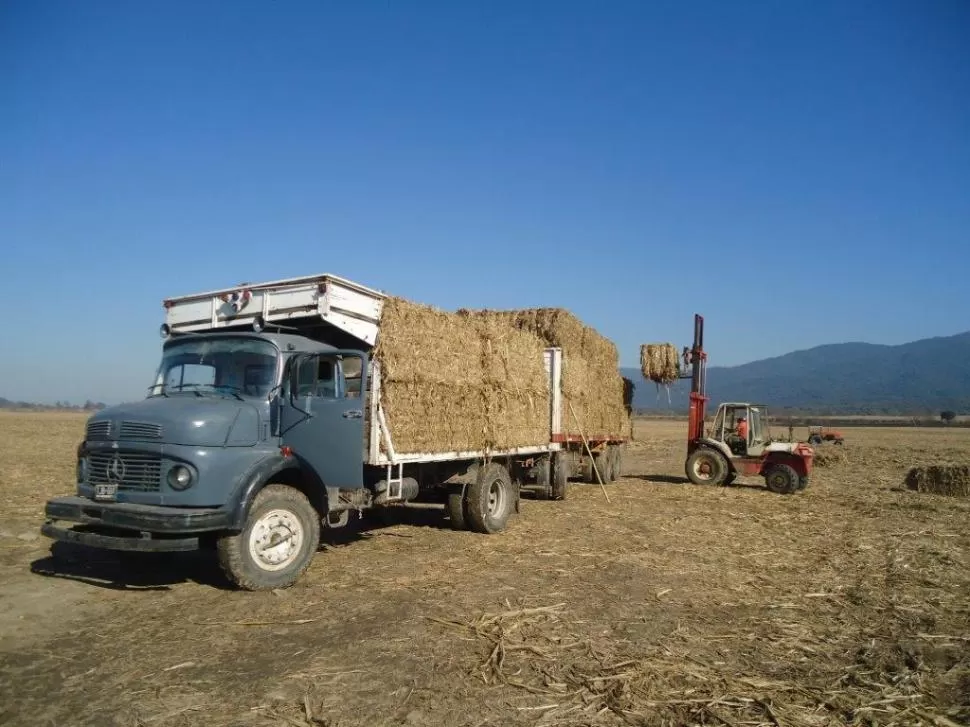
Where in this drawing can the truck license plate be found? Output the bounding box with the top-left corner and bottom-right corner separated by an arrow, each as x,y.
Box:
94,483 -> 118,501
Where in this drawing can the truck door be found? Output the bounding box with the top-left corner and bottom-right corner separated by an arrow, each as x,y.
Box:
279,352 -> 366,488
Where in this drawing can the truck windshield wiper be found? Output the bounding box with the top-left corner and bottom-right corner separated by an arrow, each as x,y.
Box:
213,385 -> 246,401
170,383 -> 208,397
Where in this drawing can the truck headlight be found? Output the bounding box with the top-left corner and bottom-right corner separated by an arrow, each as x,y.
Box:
77,457 -> 87,483
167,465 -> 194,490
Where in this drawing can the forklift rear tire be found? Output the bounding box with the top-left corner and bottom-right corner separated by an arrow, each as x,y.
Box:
765,464 -> 799,495
685,449 -> 728,486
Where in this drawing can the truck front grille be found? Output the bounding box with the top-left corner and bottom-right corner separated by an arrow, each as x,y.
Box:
119,421 -> 163,440
87,452 -> 162,492
86,421 -> 112,440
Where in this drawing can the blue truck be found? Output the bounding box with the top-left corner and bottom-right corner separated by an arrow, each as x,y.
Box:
40,274 -> 627,590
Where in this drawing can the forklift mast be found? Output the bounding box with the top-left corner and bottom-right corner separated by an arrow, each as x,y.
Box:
687,314 -> 708,450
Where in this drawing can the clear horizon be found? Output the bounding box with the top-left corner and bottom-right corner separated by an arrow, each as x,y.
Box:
3,1 -> 968,405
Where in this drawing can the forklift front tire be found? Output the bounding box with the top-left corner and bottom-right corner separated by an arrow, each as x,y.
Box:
685,449 -> 728,486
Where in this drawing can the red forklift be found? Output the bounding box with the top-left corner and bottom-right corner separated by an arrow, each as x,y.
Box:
681,315 -> 814,494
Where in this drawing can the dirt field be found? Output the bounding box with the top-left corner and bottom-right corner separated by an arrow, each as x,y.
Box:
1,411 -> 968,726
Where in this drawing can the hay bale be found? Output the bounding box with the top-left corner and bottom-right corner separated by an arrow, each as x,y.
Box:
373,297 -> 550,455
812,443 -> 848,467
458,307 -> 629,438
640,343 -> 680,384
904,465 -> 970,497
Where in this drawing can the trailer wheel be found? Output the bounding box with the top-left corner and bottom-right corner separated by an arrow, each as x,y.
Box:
585,452 -> 607,484
612,445 -> 624,480
764,464 -> 799,495
446,490 -> 467,530
216,484 -> 320,591
685,449 -> 728,486
605,445 -> 623,482
465,463 -> 515,534
798,475 -> 810,490
533,457 -> 552,500
550,452 -> 569,500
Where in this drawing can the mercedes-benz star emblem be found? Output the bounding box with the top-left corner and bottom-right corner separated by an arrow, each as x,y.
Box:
106,456 -> 127,483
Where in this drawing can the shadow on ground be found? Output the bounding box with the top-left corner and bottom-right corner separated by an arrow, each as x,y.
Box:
631,474 -> 768,492
30,542 -> 232,591
28,506 -> 459,592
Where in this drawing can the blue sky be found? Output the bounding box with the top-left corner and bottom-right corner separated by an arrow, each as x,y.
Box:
2,1 -> 968,404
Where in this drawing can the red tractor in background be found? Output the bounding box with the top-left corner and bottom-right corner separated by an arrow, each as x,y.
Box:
681,315 -> 814,494
808,425 -> 844,446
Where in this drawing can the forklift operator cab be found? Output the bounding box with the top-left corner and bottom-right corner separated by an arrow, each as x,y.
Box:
712,404 -> 769,457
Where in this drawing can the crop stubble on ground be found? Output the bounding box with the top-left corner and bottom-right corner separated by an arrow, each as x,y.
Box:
0,411 -> 968,726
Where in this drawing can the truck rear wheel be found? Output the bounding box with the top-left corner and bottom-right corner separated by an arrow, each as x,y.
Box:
446,490 -> 467,530
686,448 -> 728,486
465,463 -> 515,534
550,452 -> 569,500
216,484 -> 321,591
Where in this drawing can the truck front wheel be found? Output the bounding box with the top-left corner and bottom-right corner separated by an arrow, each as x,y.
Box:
217,484 -> 321,591
465,463 -> 515,534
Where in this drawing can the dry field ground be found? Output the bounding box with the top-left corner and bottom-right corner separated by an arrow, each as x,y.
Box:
0,411 -> 968,727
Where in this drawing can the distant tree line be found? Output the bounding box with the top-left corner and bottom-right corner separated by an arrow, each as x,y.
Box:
0,397 -> 106,411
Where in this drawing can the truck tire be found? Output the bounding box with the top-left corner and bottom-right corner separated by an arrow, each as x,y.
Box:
685,448 -> 728,486
216,484 -> 321,591
764,464 -> 799,495
611,445 -> 623,481
550,452 -> 569,500
606,447 -> 618,482
533,457 -> 552,500
585,452 -> 606,484
446,490 -> 467,530
465,463 -> 515,534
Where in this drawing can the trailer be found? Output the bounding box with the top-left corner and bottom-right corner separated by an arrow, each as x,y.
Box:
41,273 -> 627,590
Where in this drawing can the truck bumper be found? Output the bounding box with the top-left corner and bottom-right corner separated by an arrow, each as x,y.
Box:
41,496 -> 232,553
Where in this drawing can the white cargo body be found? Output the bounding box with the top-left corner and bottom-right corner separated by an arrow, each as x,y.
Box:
162,273 -> 565,468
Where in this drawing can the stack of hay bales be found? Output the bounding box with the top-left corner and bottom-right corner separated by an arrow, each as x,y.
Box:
458,307 -> 629,437
640,343 -> 680,384
373,297 -> 550,455
904,465 -> 970,497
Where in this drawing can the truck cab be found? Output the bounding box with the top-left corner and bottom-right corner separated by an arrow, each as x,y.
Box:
43,327 -> 371,590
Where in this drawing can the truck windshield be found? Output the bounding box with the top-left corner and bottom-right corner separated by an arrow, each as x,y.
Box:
150,337 -> 280,399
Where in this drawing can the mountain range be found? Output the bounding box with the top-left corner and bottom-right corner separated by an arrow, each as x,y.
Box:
622,330 -> 970,415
